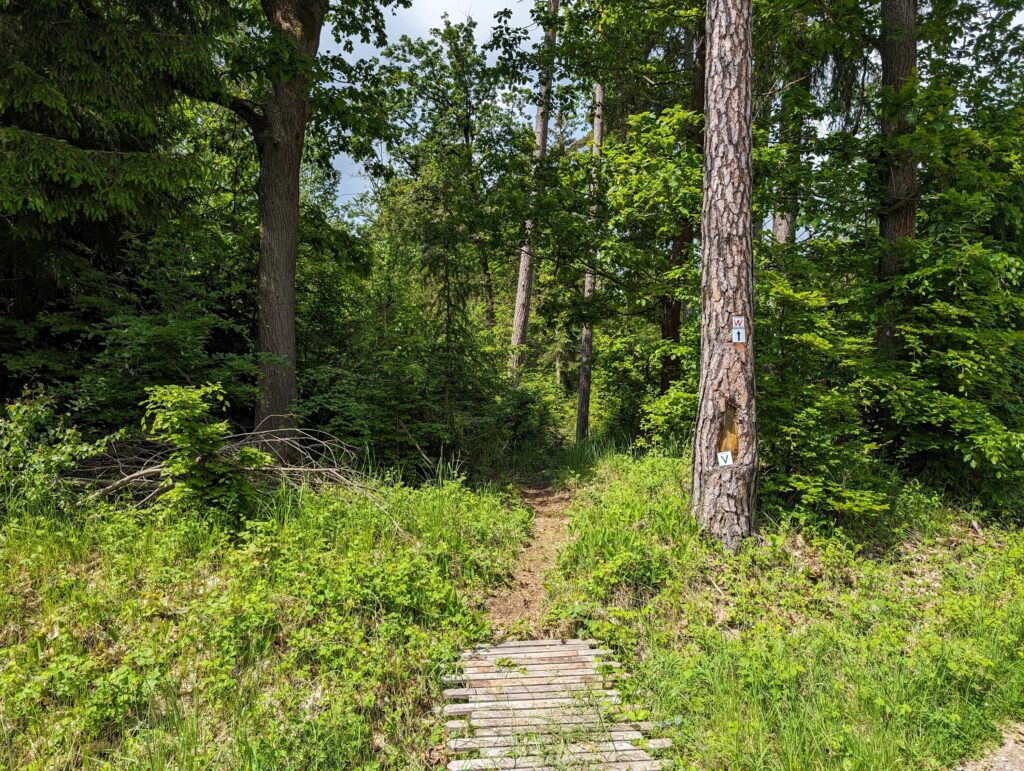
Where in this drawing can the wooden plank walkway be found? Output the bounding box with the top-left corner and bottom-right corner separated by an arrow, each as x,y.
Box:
443,639 -> 667,770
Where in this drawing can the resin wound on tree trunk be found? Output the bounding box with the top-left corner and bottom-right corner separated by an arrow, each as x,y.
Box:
690,0 -> 758,551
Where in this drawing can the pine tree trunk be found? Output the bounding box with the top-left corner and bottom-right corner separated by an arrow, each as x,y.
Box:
690,0 -> 757,550
251,0 -> 326,430
876,0 -> 917,349
576,81 -> 604,442
509,0 -> 559,372
660,25 -> 704,393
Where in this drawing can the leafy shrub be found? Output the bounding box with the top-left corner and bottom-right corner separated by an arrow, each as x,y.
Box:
0,474 -> 531,767
0,393 -> 117,517
142,383 -> 269,524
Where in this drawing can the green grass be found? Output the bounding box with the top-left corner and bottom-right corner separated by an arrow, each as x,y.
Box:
545,452 -> 1024,769
0,479 -> 531,768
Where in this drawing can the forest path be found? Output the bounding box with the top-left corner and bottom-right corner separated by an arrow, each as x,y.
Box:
958,725 -> 1024,770
485,484 -> 572,639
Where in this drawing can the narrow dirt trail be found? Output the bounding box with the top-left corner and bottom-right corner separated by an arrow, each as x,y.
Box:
485,484 -> 572,638
958,725 -> 1024,770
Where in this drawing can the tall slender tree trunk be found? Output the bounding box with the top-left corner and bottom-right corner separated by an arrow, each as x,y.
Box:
690,0 -> 757,551
481,253 -> 496,328
576,81 -> 604,442
659,230 -> 688,394
772,57 -> 810,245
249,0 -> 326,431
876,0 -> 917,350
660,24 -> 705,394
575,270 -> 597,441
509,0 -> 559,372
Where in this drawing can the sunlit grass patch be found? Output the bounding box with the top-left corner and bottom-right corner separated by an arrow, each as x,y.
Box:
0,480 -> 531,768
547,451 -> 1024,769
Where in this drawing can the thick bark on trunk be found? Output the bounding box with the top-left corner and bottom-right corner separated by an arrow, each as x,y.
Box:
660,27 -> 704,394
251,0 -> 326,431
690,0 -> 757,551
772,209 -> 796,244
575,81 -> 604,442
876,0 -> 917,350
509,0 -> 559,372
254,113 -> 303,430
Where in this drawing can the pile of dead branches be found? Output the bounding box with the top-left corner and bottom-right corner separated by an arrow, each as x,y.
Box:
71,427 -> 365,503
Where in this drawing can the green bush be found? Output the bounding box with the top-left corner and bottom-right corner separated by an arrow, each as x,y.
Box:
142,383 -> 270,525
0,393 -> 117,518
0,474 -> 531,767
548,451 -> 1024,769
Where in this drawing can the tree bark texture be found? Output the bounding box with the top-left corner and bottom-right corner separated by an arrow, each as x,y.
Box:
576,81 -> 604,442
660,25 -> 704,393
509,0 -> 559,372
876,0 -> 917,348
252,0 -> 327,430
690,0 -> 757,551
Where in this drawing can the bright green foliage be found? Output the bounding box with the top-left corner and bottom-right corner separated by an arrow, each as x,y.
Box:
142,384 -> 270,524
0,395 -> 118,516
548,451 -> 1024,769
0,456 -> 531,766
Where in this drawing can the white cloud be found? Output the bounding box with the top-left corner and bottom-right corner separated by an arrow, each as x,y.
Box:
391,0 -> 535,38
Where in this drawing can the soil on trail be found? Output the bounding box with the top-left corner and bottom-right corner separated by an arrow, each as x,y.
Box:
959,725 -> 1024,771
485,484 -> 572,638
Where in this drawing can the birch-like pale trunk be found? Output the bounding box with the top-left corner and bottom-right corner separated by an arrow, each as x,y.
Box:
509,0 -> 559,372
690,0 -> 757,550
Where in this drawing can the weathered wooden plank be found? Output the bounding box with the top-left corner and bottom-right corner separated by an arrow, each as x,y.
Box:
445,683 -> 614,698
449,720 -> 655,737
448,716 -> 637,731
448,709 -> 608,723
445,670 -> 617,685
478,740 -> 656,758
447,730 -> 645,751
444,695 -> 619,716
464,651 -> 606,663
447,749 -> 653,769
642,738 -> 671,750
463,648 -> 611,661
460,661 -> 620,675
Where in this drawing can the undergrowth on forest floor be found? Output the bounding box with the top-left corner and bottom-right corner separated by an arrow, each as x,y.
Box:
545,452 -> 1024,770
0,470 -> 530,766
